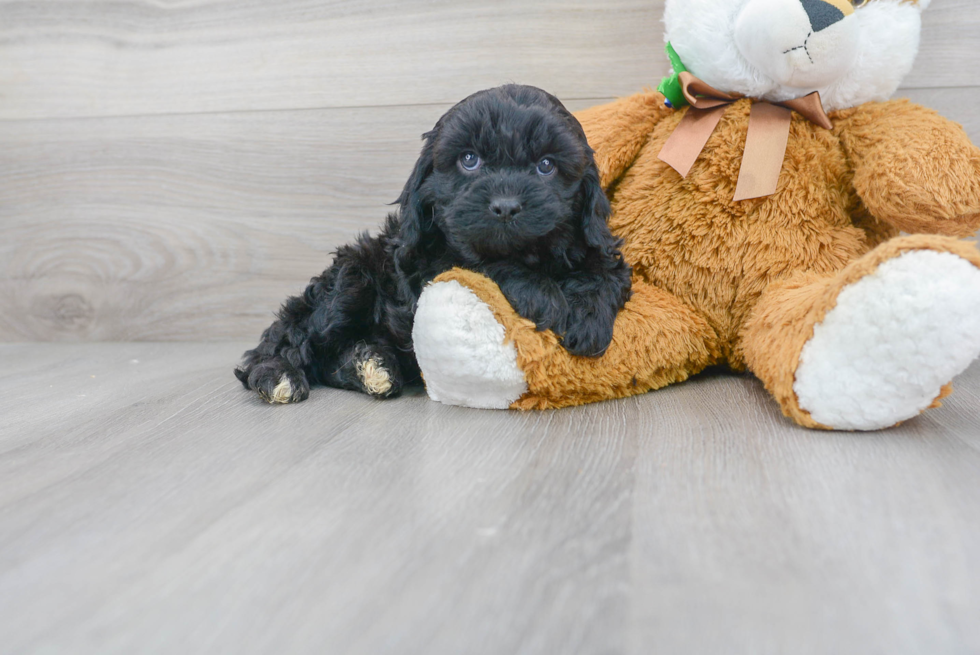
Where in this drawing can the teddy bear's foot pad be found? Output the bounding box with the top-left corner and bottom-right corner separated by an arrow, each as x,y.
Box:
413,280 -> 528,409
794,250 -> 980,430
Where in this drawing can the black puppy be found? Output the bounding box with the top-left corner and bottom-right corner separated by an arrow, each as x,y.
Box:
236,84 -> 631,404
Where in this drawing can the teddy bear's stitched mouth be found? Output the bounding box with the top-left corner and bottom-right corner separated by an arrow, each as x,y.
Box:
782,31 -> 815,64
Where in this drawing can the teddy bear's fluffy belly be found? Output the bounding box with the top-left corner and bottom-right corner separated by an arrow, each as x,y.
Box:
607,124 -> 871,366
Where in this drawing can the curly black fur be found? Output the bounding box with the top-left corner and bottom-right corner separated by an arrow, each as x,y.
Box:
236,84 -> 632,403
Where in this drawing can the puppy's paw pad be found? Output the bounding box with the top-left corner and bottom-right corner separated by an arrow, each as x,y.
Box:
356,356 -> 394,397
413,280 -> 527,409
560,321 -> 614,358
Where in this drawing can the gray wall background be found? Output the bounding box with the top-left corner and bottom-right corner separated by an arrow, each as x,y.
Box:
1,0 -> 978,342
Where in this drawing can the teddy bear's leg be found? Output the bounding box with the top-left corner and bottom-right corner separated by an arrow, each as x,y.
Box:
413,268 -> 721,410
741,235 -> 980,431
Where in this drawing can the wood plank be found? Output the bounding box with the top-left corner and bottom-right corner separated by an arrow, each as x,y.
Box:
0,0 -> 976,120
0,0 -> 666,120
0,342 -> 634,654
2,90 -> 978,342
0,104 -> 446,341
1,342 -> 979,653
630,367 -> 980,653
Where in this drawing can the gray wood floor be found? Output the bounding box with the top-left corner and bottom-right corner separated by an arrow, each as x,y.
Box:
2,342 -> 979,654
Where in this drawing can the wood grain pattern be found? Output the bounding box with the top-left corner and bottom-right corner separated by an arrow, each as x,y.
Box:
2,90 -> 978,342
0,104 -> 445,341
1,342 -> 979,654
1,0 -> 977,120
0,0 -> 665,120
0,100 -> 608,341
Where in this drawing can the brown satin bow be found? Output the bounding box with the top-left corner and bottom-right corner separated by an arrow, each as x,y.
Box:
657,72 -> 833,201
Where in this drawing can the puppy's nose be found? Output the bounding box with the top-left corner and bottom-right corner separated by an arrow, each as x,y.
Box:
800,0 -> 850,32
490,197 -> 522,220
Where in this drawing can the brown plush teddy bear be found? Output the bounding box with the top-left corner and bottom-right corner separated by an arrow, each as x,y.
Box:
411,0 -> 980,431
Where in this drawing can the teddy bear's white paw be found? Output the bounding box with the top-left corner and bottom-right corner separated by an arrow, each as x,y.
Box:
413,280 -> 528,409
794,250 -> 980,431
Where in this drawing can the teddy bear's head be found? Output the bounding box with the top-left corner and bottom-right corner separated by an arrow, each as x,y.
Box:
664,0 -> 930,111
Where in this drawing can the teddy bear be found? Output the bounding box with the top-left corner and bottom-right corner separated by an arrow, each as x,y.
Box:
410,0 -> 980,431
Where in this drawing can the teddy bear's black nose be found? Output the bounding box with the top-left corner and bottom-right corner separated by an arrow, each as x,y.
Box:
800,0 -> 845,32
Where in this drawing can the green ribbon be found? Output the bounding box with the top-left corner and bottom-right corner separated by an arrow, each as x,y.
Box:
657,42 -> 689,109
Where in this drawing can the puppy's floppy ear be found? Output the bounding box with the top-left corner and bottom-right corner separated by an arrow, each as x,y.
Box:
577,156 -> 619,256
395,132 -> 436,257
575,153 -> 632,310
555,103 -> 620,257
392,131 -> 442,302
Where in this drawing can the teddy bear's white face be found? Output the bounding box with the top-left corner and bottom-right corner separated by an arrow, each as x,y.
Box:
735,0 -> 861,89
664,0 -> 930,111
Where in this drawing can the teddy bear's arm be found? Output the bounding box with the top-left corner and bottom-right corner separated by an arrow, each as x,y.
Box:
837,99 -> 980,237
416,269 -> 721,410
573,92 -> 673,189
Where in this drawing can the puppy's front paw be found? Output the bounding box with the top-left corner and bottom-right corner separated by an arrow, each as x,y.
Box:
559,311 -> 615,358
507,282 -> 569,335
511,292 -> 568,334
237,359 -> 310,404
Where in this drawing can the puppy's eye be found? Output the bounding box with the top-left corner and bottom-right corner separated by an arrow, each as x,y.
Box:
459,152 -> 482,172
536,158 -> 556,177
850,0 -> 867,6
